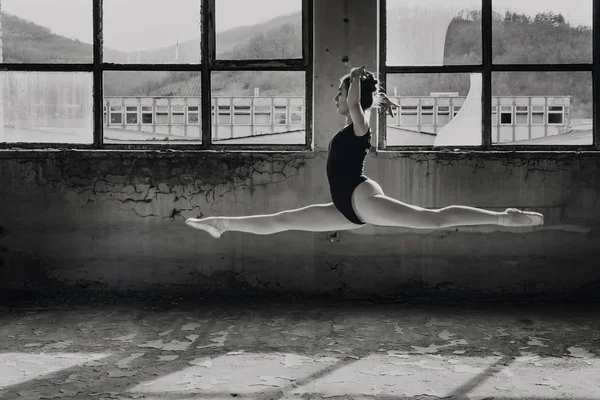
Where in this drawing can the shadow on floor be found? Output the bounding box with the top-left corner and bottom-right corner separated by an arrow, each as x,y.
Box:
0,295 -> 599,399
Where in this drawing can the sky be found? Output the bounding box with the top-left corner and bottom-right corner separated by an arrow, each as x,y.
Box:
0,0 -> 592,52
0,0 -> 301,52
387,0 -> 592,26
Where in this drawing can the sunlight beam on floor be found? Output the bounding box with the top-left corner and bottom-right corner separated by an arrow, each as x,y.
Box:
0,352 -> 110,390
129,352 -> 600,399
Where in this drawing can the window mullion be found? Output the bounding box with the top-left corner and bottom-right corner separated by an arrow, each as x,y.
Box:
201,0 -> 215,148
93,0 -> 103,149
594,0 -> 600,149
303,0 -> 313,149
481,0 -> 492,149
378,0 -> 388,150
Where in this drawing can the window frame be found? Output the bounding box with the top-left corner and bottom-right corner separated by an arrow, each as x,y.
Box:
378,0 -> 599,151
547,105 -> 565,125
400,104 -> 419,126
109,104 -> 123,126
125,105 -> 139,125
187,104 -> 200,125
436,104 -> 451,126
500,105 -> 513,126
420,104 -> 435,126
531,104 -> 546,126
515,105 -> 529,126
0,0 -> 313,151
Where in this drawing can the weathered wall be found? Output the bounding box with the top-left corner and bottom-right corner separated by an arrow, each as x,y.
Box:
1,151 -> 599,298
1,0 -> 600,299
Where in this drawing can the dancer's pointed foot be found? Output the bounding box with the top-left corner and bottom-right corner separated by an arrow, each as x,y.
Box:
499,208 -> 544,227
185,217 -> 226,238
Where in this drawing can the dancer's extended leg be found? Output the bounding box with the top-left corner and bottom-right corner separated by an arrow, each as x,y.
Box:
185,203 -> 359,238
352,181 -> 543,229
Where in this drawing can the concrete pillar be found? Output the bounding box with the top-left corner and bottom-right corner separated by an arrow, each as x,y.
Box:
313,0 -> 378,151
0,1 -> 5,142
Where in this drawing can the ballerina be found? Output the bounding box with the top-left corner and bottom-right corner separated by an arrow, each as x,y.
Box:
186,66 -> 543,238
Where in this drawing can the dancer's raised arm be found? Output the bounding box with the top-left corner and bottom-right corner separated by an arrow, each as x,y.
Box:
345,66 -> 377,137
187,65 -> 543,238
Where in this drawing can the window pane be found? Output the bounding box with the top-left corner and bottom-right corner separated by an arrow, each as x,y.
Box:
385,73 -> 480,146
142,113 -> 153,124
103,72 -> 202,143
188,113 -> 199,124
421,106 -> 434,124
532,107 -> 545,124
110,112 -> 122,125
548,111 -> 564,125
274,112 -> 287,124
171,106 -> 185,124
0,0 -> 93,63
103,0 -> 201,64
291,113 -> 303,124
400,106 -> 418,125
515,106 -> 528,125
216,0 -> 302,60
493,72 -> 591,145
126,113 -> 138,124
255,114 -> 271,125
500,111 -> 512,124
233,104 -> 251,125
215,105 -> 229,125
387,0 -> 481,66
492,0 -> 592,64
437,106 -> 451,125
211,71 -> 305,144
0,72 -> 93,143
254,100 -> 272,125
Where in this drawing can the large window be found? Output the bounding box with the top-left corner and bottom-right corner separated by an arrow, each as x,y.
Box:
0,0 -> 312,150
381,0 -> 595,150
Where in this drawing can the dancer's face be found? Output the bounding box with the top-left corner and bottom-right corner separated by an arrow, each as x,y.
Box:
334,83 -> 349,116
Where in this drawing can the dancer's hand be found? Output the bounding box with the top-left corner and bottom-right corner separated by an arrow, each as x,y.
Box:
378,93 -> 399,117
350,66 -> 368,80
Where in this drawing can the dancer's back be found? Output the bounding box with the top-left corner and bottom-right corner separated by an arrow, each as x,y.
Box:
326,123 -> 372,224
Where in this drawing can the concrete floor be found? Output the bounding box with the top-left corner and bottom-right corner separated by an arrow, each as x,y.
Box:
0,296 -> 599,400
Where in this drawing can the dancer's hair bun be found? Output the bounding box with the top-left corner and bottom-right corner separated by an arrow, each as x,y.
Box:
363,74 -> 378,92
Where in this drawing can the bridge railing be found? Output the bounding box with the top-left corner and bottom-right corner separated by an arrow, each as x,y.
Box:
385,95 -> 571,143
104,96 -> 305,141
105,95 -> 570,143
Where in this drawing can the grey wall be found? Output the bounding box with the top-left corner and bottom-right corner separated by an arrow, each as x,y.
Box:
1,0 -> 599,299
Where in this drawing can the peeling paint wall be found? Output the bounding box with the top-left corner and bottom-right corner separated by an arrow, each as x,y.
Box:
1,0 -> 600,299
1,150 -> 600,298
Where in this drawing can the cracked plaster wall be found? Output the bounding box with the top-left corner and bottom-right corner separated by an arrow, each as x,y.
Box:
1,0 -> 600,299
1,151 -> 600,299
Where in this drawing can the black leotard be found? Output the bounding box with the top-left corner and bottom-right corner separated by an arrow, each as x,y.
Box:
326,123 -> 372,225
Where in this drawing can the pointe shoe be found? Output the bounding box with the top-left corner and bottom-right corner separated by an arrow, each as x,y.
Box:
185,218 -> 225,238
500,208 -> 544,227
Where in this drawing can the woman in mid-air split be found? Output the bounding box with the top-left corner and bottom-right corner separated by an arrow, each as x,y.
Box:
186,66 -> 543,238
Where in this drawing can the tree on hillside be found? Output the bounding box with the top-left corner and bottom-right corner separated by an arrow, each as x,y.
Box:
2,9 -> 593,118
1,13 -> 93,63
226,21 -> 302,60
442,9 -> 591,117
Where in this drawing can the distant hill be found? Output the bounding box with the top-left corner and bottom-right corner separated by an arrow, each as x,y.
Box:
0,11 -> 302,97
0,9 -> 593,117
103,17 -> 303,97
0,13 -> 94,63
0,11 -> 300,63
108,12 -> 301,64
443,9 -> 592,65
389,9 -> 592,118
